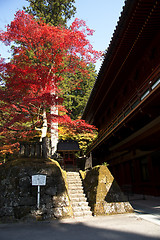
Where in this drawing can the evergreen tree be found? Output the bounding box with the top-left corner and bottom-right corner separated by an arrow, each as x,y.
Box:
24,0 -> 76,26
59,63 -> 97,119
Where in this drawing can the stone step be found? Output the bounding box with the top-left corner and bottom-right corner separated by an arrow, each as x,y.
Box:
68,184 -> 84,189
66,173 -> 81,178
67,177 -> 82,183
68,189 -> 84,194
67,176 -> 81,179
72,205 -> 91,212
68,183 -> 83,188
71,196 -> 87,202
68,181 -> 83,185
73,211 -> 92,217
68,184 -> 83,188
68,184 -> 82,188
67,173 -> 81,176
67,173 -> 80,177
71,201 -> 89,207
67,178 -> 81,181
67,181 -> 82,185
69,193 -> 86,198
67,181 -> 82,184
67,178 -> 82,182
66,171 -> 92,217
68,191 -> 84,196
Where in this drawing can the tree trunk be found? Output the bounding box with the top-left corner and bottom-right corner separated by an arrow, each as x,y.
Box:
50,80 -> 58,156
50,104 -> 58,156
41,109 -> 48,158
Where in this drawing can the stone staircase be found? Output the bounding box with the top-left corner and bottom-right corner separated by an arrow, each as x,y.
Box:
66,171 -> 93,218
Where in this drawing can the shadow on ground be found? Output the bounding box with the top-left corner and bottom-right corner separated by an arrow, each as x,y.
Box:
131,198 -> 160,222
0,215 -> 160,240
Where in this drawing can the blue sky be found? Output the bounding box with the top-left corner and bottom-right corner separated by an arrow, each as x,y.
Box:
0,0 -> 125,71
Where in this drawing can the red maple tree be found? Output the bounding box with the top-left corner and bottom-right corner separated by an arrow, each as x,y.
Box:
0,11 -> 101,158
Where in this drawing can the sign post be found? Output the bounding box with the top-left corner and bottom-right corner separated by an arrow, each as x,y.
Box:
32,175 -> 46,209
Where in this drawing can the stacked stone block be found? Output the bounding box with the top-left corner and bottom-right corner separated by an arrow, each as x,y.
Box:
66,171 -> 92,218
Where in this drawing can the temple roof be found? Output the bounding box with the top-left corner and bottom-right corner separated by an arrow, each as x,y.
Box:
82,0 -> 160,123
57,140 -> 80,152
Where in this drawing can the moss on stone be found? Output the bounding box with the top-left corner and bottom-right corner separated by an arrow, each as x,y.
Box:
81,165 -> 133,216
79,170 -> 86,180
0,158 -> 73,222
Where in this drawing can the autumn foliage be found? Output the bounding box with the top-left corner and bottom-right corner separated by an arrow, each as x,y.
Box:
0,11 -> 101,157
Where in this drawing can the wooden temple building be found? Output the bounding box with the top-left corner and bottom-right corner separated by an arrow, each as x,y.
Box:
82,0 -> 160,196
57,140 -> 80,169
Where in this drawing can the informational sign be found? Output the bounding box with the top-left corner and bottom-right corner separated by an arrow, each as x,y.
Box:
32,175 -> 46,209
32,175 -> 46,186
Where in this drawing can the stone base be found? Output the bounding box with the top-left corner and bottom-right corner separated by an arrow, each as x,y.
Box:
80,165 -> 133,215
0,158 -> 73,222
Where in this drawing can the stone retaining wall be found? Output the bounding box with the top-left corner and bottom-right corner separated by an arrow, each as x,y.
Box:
80,165 -> 133,216
0,158 -> 73,222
